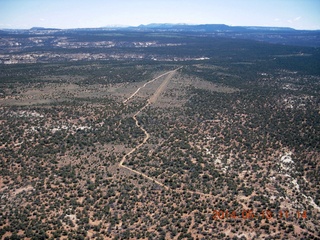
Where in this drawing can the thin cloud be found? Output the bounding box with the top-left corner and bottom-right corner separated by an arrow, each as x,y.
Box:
0,23 -> 13,28
294,16 -> 302,21
287,16 -> 302,24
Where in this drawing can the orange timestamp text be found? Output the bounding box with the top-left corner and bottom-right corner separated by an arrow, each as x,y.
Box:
212,209 -> 307,220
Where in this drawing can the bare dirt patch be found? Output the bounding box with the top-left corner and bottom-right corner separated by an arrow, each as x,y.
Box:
13,185 -> 34,196
150,72 -> 238,108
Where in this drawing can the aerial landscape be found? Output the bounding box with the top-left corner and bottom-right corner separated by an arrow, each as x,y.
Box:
0,0 -> 319,239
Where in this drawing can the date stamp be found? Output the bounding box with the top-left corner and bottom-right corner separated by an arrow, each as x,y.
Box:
212,209 -> 307,220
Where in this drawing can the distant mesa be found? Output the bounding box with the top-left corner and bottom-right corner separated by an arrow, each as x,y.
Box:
30,27 -> 61,31
24,24 -> 313,33
1,24 -> 317,32
244,26 -> 295,31
126,23 -> 297,32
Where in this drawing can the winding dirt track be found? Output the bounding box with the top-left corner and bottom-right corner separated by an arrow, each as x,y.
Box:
119,101 -> 168,189
119,67 -> 215,197
119,68 -> 181,190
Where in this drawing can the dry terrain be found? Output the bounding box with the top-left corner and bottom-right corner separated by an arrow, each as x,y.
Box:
0,60 -> 319,240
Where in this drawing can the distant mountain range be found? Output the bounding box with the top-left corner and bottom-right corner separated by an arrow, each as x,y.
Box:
30,27 -> 61,31
103,23 -> 320,47
1,23 -> 319,47
26,23 -> 312,32
122,23 -> 297,32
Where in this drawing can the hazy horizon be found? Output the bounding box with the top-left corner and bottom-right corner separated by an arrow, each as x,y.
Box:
1,22 -> 315,31
1,0 -> 320,30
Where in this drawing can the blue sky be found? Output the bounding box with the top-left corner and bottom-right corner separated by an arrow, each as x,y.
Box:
1,0 -> 319,30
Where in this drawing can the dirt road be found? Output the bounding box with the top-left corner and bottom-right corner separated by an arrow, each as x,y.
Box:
123,68 -> 180,104
119,68 -> 180,189
149,68 -> 180,104
119,67 -> 215,197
